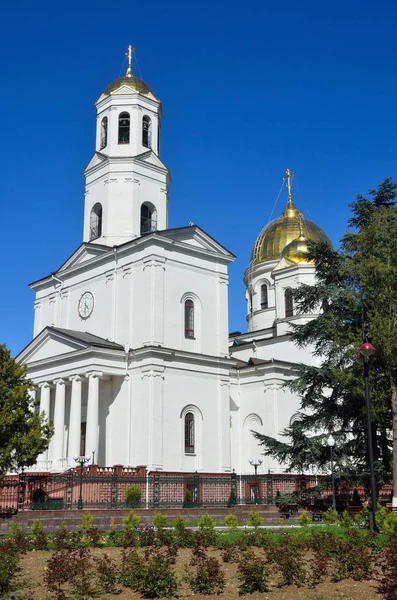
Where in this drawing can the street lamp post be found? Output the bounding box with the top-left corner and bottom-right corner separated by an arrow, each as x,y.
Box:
249,458 -> 263,504
74,455 -> 91,510
327,435 -> 336,511
359,332 -> 377,531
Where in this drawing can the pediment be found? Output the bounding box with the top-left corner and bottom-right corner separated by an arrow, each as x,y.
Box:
84,152 -> 108,173
17,329 -> 89,365
159,226 -> 235,259
57,244 -> 110,272
134,151 -> 168,172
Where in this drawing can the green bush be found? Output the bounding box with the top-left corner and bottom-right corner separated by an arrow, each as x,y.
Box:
31,519 -> 43,537
322,506 -> 338,525
340,509 -> 354,528
376,507 -> 397,534
224,514 -> 239,529
172,514 -> 187,532
0,541 -> 21,595
355,504 -> 369,528
183,488 -> 193,507
153,512 -> 168,529
7,522 -> 22,537
125,485 -> 142,507
246,506 -> 263,528
30,487 -> 48,504
122,510 -> 141,531
227,488 -> 237,507
297,511 -> 312,527
237,551 -> 269,594
79,510 -> 94,531
198,513 -> 216,529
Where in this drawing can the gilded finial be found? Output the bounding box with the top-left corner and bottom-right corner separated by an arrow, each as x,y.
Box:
283,168 -> 295,207
298,216 -> 305,238
126,44 -> 134,78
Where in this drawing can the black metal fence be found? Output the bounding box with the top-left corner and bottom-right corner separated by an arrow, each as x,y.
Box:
0,468 -> 388,513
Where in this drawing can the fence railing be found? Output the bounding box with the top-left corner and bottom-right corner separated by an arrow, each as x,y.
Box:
0,468 -> 391,513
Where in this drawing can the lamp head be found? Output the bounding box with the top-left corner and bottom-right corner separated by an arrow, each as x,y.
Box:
360,342 -> 375,358
327,434 -> 335,447
249,458 -> 253,465
258,457 -> 263,464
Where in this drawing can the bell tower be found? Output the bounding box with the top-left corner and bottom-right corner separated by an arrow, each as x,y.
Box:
83,46 -> 170,246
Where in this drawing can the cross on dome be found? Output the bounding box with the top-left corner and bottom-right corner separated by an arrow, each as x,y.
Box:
283,168 -> 295,206
126,44 -> 134,77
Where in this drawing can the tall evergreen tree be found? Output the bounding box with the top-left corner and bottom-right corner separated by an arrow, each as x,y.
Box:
0,344 -> 53,475
254,179 -> 397,504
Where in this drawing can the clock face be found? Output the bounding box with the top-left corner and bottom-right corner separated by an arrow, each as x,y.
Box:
78,291 -> 94,319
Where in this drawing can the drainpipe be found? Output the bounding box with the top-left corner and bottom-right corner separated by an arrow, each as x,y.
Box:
112,246 -> 118,340
146,467 -> 150,510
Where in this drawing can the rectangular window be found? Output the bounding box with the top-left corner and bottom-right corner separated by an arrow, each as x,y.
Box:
184,300 -> 194,338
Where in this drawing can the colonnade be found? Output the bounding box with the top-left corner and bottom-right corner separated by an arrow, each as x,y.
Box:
36,371 -> 102,471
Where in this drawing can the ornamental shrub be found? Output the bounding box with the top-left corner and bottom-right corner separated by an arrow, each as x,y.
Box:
185,547 -> 225,595
153,512 -> 168,529
172,514 -> 187,532
355,503 -> 369,528
79,510 -> 94,532
183,488 -> 193,507
224,514 -> 239,529
227,488 -> 237,507
267,534 -> 306,587
0,541 -> 21,596
122,510 -> 141,531
246,506 -> 263,528
139,547 -> 179,598
125,485 -> 142,507
340,509 -> 354,528
322,506 -> 338,525
376,505 -> 397,533
96,553 -> 120,594
198,513 -> 216,529
377,534 -> 397,600
237,551 -> 269,594
31,519 -> 43,537
297,510 -> 312,527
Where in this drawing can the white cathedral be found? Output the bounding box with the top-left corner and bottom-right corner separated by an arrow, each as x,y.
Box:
18,49 -> 331,476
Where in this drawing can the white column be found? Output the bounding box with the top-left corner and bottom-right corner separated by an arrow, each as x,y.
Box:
68,375 -> 82,465
53,379 -> 66,469
37,382 -> 51,467
85,372 -> 102,462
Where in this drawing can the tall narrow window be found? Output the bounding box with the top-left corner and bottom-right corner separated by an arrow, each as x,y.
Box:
285,288 -> 293,317
90,203 -> 102,240
260,284 -> 268,309
185,300 -> 194,338
118,112 -> 130,144
100,117 -> 108,149
142,115 -> 152,148
140,203 -> 157,234
184,412 -> 195,454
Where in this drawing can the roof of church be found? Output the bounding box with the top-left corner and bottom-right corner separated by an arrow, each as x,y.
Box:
47,327 -> 124,350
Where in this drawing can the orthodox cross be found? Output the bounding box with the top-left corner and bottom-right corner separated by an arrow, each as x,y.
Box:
283,168 -> 295,204
126,44 -> 134,77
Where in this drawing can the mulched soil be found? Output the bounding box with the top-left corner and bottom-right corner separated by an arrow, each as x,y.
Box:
17,547 -> 380,600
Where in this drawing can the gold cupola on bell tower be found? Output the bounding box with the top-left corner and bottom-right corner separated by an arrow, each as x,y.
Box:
250,168 -> 331,264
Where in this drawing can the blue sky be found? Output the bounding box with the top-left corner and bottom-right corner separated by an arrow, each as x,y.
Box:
1,0 -> 396,355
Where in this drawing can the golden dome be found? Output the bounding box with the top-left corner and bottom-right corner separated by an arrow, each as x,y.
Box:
250,170 -> 331,264
281,232 -> 314,264
96,45 -> 159,104
102,75 -> 157,100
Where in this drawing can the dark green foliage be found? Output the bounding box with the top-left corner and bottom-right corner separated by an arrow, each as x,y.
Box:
0,541 -> 20,596
124,485 -> 142,507
119,546 -> 178,598
377,534 -> 397,600
186,544 -> 225,595
237,551 -> 269,594
331,531 -> 373,582
96,553 -> 120,594
183,488 -> 193,507
221,542 -> 241,563
266,533 -> 306,587
254,179 -> 397,491
0,345 -> 53,475
32,530 -> 48,551
44,548 -> 98,600
227,487 -> 237,507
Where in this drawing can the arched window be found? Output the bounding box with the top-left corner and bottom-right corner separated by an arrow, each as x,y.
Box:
142,115 -> 152,148
184,412 -> 195,454
90,203 -> 102,240
285,288 -> 293,317
100,117 -> 108,149
118,112 -> 130,144
185,300 -> 194,338
260,284 -> 268,309
140,203 -> 157,234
